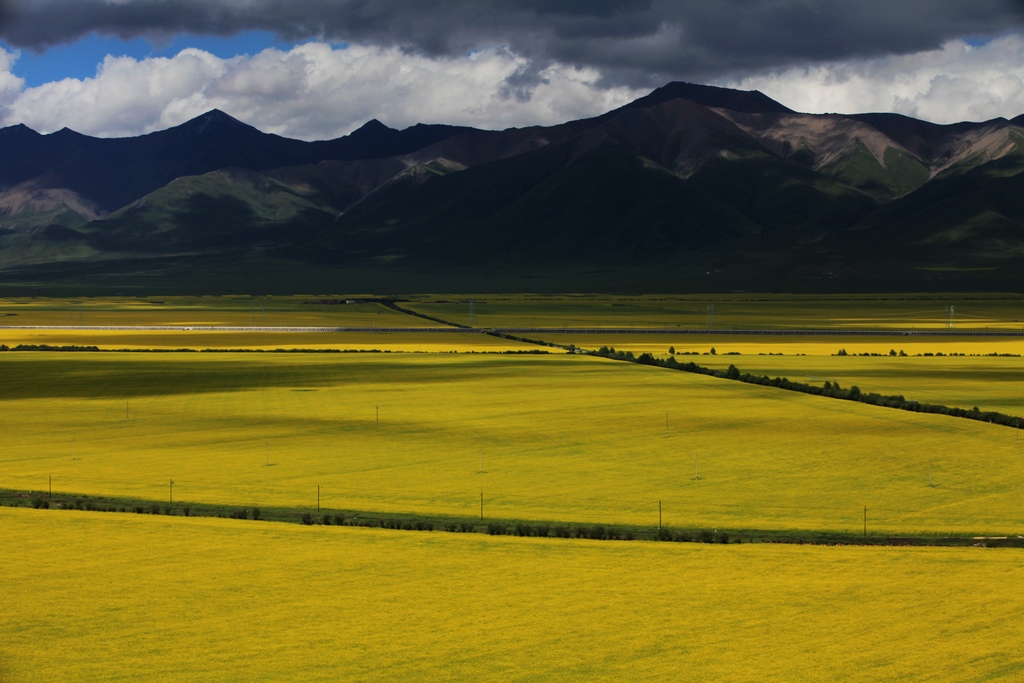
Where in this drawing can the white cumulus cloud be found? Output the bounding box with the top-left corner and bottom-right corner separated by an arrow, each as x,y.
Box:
2,35 -> 1024,139
0,42 -> 643,139
722,35 -> 1024,124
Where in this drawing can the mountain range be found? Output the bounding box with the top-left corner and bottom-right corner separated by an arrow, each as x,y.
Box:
2,81 -> 1024,293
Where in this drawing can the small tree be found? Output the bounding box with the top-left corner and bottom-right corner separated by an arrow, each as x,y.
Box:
668,346 -> 675,355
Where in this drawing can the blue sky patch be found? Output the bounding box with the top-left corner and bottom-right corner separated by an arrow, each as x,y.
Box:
4,30 -> 296,87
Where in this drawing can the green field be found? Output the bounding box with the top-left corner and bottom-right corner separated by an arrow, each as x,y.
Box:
0,295 -> 437,327
0,328 -> 532,352
3,507 -> 1022,683
405,293 -> 1024,331
2,350 -> 1022,534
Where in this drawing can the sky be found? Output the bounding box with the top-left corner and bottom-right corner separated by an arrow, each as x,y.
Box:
0,0 -> 1023,140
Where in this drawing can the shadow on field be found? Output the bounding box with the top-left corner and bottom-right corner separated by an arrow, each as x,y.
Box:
0,355 -> 545,399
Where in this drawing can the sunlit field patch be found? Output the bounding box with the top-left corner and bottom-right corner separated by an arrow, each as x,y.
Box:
2,351 -> 1022,534
2,507 -> 1022,683
533,334 -> 1024,358
529,335 -> 1024,414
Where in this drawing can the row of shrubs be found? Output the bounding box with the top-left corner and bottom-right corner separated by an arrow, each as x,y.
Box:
0,345 -> 395,354
28,498 -> 274,520
657,528 -> 731,543
592,346 -> 1022,429
3,344 -> 100,352
481,522 -> 732,543
301,512 -> 348,525
25,498 -> 740,544
837,348 -> 1022,358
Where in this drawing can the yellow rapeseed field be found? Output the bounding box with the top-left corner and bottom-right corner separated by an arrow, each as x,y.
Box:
1,507 -> 1022,682
691,353 -> 1024,415
534,333 -> 1024,358
531,335 -> 1024,413
2,351 -> 1022,534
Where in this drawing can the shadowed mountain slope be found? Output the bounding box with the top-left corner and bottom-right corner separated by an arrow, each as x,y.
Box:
2,82 -> 1024,293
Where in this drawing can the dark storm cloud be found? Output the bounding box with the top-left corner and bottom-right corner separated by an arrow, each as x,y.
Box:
3,0 -> 1023,87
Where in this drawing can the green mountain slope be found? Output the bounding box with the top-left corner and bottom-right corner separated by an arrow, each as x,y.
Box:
86,168 -> 337,253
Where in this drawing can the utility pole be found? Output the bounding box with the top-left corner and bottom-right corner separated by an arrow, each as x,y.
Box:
376,405 -> 379,429
480,492 -> 483,520
265,442 -> 269,466
169,479 -> 174,505
695,453 -> 700,480
126,400 -> 129,422
665,412 -> 669,437
929,460 -> 933,488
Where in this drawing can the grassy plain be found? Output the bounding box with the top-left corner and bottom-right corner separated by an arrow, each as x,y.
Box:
0,295 -> 437,327
3,506 -> 1023,683
2,351 -> 1023,534
405,293 -> 1024,330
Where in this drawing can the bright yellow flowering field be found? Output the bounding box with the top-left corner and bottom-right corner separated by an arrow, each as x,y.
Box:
534,333 -> 1024,357
1,507 -> 1022,682
2,351 -> 1022,534
689,353 -> 1024,415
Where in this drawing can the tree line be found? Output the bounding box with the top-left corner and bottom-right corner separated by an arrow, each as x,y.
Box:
592,346 -> 1021,428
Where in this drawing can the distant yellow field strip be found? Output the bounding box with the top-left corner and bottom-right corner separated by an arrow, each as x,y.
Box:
6,324 -> 1024,337
494,327 -> 1024,337
0,325 -> 475,332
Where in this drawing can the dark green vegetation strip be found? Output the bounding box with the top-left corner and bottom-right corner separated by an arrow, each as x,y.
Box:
591,346 -> 1023,429
4,488 -> 1016,547
0,343 -> 547,355
382,300 -> 471,328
